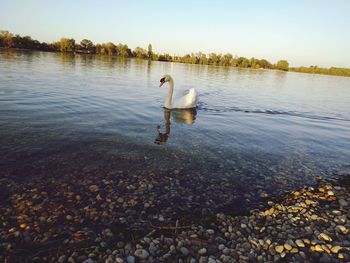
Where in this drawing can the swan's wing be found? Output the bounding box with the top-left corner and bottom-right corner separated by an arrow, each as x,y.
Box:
182,89 -> 190,96
173,88 -> 198,109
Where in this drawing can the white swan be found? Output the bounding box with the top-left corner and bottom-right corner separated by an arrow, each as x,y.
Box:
159,74 -> 198,109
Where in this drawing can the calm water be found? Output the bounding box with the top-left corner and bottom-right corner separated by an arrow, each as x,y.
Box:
1,50 -> 350,207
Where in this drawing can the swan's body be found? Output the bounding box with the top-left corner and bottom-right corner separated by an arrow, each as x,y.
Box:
160,75 -> 198,109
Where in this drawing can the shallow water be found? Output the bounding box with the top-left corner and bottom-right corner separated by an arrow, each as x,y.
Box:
1,50 -> 350,210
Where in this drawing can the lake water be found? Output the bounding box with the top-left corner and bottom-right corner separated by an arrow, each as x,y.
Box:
1,50 -> 350,213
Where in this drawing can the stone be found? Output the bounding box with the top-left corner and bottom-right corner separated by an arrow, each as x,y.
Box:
198,248 -> 207,255
126,256 -> 135,263
331,246 -> 342,253
115,258 -> 124,263
242,242 -> 251,251
275,245 -> 284,253
332,210 -> 342,216
180,247 -> 189,256
134,249 -> 149,259
206,229 -> 215,235
319,254 -> 331,263
336,225 -> 348,234
89,185 -> 99,192
284,244 -> 292,251
58,255 -> 67,263
338,199 -> 348,207
319,233 -> 332,242
295,239 -> 305,248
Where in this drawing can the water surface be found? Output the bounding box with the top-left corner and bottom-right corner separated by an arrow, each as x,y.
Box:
1,50 -> 350,212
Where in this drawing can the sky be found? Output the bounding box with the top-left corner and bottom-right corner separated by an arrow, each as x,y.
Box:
1,0 -> 350,67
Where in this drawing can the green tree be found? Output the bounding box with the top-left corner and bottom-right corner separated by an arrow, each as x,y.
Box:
116,43 -> 131,57
237,57 -> 250,68
209,53 -> 221,65
59,38 -> 75,52
80,39 -> 94,53
147,44 -> 153,58
0,30 -> 14,48
134,47 -> 147,58
250,57 -> 259,69
258,59 -> 272,69
220,53 -> 233,67
197,52 -> 208,65
276,60 -> 289,71
105,42 -> 116,55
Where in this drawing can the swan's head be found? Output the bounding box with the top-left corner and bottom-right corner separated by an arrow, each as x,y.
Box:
159,74 -> 172,87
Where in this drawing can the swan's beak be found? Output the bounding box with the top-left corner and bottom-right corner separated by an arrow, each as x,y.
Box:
159,77 -> 165,87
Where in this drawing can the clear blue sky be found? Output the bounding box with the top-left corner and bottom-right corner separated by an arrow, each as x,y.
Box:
1,0 -> 350,67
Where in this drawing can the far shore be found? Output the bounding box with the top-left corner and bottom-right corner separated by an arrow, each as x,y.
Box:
1,29 -> 350,78
2,47 -> 349,79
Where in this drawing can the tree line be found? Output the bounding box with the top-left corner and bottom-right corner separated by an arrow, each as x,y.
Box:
1,30 -> 349,77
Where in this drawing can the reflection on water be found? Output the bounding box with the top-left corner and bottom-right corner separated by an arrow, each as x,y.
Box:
155,108 -> 197,144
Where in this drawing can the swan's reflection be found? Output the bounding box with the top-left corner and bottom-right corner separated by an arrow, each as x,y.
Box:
155,108 -> 197,144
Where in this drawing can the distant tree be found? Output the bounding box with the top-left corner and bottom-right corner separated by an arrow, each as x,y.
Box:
0,30 -> 14,48
197,52 -> 208,65
259,59 -> 272,69
220,53 -> 233,66
250,57 -> 259,69
147,44 -> 153,58
209,53 -> 221,65
105,42 -> 116,55
80,39 -> 94,53
59,38 -> 75,52
276,60 -> 289,71
116,43 -> 131,57
237,57 -> 250,68
134,46 -> 147,58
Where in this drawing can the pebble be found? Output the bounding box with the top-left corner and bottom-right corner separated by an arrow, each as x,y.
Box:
275,245 -> 284,253
295,239 -> 305,248
58,255 -> 67,263
338,199 -> 348,207
126,256 -> 135,263
89,185 -> 99,192
206,229 -> 215,235
134,249 -> 149,259
198,248 -> 207,255
180,247 -> 189,256
319,233 -> 332,242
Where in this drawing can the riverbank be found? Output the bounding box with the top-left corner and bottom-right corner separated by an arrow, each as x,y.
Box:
1,171 -> 349,263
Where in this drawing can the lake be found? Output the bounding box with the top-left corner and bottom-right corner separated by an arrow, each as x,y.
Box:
1,50 -> 350,214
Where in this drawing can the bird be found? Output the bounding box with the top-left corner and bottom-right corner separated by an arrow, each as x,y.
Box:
159,74 -> 198,109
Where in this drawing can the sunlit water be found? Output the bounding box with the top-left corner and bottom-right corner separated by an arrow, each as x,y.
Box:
1,50 -> 350,211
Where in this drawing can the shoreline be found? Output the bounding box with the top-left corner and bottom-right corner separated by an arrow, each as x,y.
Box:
1,173 -> 349,263
1,48 -> 350,79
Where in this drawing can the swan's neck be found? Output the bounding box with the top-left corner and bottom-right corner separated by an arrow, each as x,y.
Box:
165,78 -> 174,108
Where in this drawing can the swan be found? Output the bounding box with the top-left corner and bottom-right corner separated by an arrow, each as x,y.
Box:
159,74 -> 198,109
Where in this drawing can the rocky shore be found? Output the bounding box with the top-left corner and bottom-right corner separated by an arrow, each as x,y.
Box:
1,173 -> 349,263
